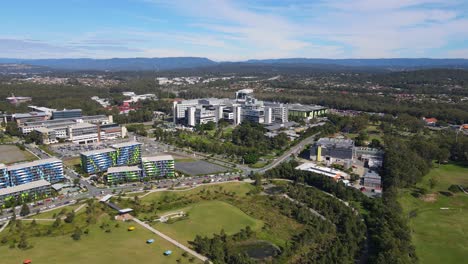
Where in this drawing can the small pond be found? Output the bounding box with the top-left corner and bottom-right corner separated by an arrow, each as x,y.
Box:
238,240 -> 281,259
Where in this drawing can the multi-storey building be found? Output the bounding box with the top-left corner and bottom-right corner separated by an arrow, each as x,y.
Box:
0,164 -> 9,189
112,142 -> 142,166
34,127 -> 58,144
80,142 -> 142,174
80,148 -> 117,174
172,90 -> 289,127
106,166 -> 142,184
6,158 -> 64,186
0,179 -> 51,206
52,109 -> 82,119
68,122 -> 102,144
142,155 -> 175,178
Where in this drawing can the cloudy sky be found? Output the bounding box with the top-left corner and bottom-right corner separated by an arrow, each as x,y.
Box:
1,0 -> 467,60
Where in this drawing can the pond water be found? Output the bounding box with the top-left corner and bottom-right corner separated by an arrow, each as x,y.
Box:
239,240 -> 281,259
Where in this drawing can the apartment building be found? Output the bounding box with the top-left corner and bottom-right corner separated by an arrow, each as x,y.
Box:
6,158 -> 64,186
142,155 -> 175,178
80,142 -> 142,174
106,166 -> 142,184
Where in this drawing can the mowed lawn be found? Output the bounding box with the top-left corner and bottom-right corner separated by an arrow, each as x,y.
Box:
399,163 -> 468,264
153,200 -> 263,246
0,221 -> 201,264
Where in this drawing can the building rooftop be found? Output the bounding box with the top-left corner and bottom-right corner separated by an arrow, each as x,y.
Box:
7,158 -> 62,171
287,104 -> 327,112
142,155 -> 174,162
0,163 -> 6,170
14,112 -> 48,119
68,122 -> 96,129
112,141 -> 142,148
0,179 -> 51,196
80,148 -> 116,156
296,162 -> 349,179
107,166 -> 141,173
28,106 -> 56,113
364,170 -> 381,179
34,127 -> 53,133
317,137 -> 354,148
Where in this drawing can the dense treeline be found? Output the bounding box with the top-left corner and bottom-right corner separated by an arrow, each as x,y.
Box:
265,161 -> 417,263
191,182 -> 366,264
155,121 -> 291,163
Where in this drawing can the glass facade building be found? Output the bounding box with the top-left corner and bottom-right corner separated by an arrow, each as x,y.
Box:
106,166 -> 142,184
80,142 -> 142,174
0,164 -> 9,189
112,142 -> 142,167
142,155 -> 175,178
6,158 -> 64,186
80,148 -> 116,174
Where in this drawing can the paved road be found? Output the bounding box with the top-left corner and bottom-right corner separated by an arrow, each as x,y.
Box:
132,217 -> 210,263
256,133 -> 319,173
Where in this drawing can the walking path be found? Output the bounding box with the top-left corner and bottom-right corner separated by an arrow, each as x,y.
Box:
131,217 -> 210,263
280,194 -> 327,221
0,221 -> 9,233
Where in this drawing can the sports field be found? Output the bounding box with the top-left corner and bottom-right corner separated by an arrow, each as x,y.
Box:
0,220 -> 200,264
399,163 -> 468,264
153,200 -> 264,246
0,144 -> 37,164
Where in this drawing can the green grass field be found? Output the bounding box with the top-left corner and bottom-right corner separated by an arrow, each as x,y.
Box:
0,221 -> 200,264
153,200 -> 263,246
27,203 -> 85,219
399,163 -> 468,264
141,182 -> 254,202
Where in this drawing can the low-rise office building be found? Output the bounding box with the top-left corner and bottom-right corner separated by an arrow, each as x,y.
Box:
362,170 -> 382,189
288,104 -> 328,120
296,163 -> 349,180
311,138 -> 355,165
142,155 -> 175,178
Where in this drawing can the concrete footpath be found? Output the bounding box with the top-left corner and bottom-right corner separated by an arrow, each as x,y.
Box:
131,217 -> 210,263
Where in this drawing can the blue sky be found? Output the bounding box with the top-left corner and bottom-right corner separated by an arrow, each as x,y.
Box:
1,0 -> 468,60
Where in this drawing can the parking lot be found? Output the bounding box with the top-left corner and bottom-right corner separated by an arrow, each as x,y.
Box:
175,160 -> 231,176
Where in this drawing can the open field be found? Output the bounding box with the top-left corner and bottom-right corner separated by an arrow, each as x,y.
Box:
0,144 -> 37,164
399,163 -> 468,264
0,220 -> 200,264
175,160 -> 230,176
153,200 -> 263,246
138,182 -> 303,248
141,182 -> 255,202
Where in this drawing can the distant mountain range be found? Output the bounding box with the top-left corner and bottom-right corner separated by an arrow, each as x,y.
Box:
0,57 -> 467,71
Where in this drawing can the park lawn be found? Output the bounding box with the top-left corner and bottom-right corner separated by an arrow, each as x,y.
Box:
152,200 -> 263,246
141,182 -> 255,202
63,157 -> 81,167
0,221 -> 200,264
27,203 -> 85,219
399,163 -> 468,264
